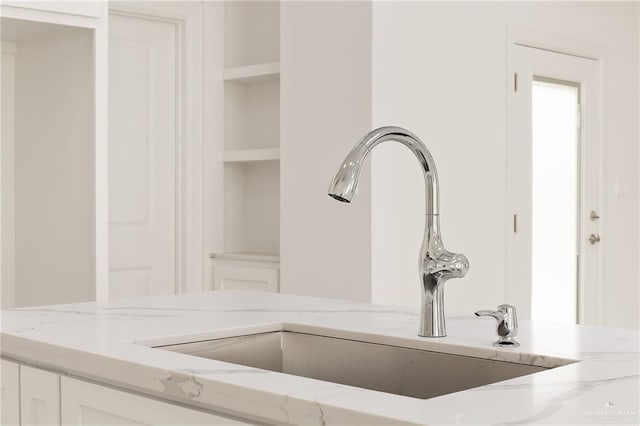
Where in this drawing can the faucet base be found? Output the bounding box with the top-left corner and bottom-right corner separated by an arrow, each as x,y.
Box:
419,278 -> 448,338
419,332 -> 447,338
418,317 -> 446,338
494,337 -> 520,347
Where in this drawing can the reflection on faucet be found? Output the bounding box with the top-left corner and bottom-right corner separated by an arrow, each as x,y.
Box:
328,126 -> 469,337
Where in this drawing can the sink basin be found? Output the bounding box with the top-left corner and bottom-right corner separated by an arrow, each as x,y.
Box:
153,330 -> 557,399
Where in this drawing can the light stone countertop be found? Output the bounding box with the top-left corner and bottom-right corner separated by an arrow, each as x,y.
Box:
1,290 -> 638,425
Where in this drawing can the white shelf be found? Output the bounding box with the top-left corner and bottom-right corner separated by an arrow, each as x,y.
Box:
223,62 -> 280,84
222,148 -> 280,162
209,252 -> 280,263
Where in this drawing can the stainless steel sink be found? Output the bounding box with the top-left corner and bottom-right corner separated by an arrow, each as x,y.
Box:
154,331 -> 555,399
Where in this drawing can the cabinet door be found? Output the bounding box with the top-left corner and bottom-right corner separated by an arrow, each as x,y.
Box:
1,359 -> 20,425
61,377 -> 252,425
20,365 -> 60,425
213,265 -> 279,292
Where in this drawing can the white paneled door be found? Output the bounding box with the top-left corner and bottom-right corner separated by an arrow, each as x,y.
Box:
108,13 -> 178,298
507,44 -> 602,325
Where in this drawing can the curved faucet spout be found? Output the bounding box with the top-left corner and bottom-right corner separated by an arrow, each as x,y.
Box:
328,126 -> 439,215
328,126 -> 469,337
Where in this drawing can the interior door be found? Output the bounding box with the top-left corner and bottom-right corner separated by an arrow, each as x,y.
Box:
507,44 -> 602,325
108,13 -> 177,298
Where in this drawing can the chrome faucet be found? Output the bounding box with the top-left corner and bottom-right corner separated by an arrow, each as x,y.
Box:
328,126 -> 469,337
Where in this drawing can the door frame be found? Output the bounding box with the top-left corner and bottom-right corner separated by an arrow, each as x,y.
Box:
505,28 -> 604,324
107,2 -> 205,296
0,3 -> 110,303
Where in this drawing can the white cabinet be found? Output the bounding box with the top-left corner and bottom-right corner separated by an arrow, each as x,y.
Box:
1,359 -> 20,425
214,265 -> 279,292
61,377 -> 251,425
20,366 -> 60,425
211,254 -> 279,293
2,360 -> 256,425
1,362 -> 57,425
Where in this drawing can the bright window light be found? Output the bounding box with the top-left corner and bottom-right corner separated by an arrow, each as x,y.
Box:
531,79 -> 580,325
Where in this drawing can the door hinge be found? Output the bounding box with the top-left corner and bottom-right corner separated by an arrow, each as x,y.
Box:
514,73 -> 518,92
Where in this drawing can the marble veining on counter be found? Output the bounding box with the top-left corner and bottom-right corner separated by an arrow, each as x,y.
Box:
1,290 -> 638,425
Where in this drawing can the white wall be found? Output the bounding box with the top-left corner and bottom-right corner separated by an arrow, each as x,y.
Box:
1,42 -> 17,308
280,1 -> 373,301
371,2 -> 639,328
12,24 -> 95,306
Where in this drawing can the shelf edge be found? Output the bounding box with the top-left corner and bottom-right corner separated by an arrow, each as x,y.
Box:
223,62 -> 280,82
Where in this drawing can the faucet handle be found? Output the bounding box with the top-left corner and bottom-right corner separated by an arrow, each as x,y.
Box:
475,304 -> 519,347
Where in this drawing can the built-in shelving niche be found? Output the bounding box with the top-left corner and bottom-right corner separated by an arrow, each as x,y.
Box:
222,1 -> 280,257
224,161 -> 280,255
224,71 -> 279,152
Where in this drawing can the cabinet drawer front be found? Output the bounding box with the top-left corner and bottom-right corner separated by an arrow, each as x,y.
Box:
213,265 -> 279,293
1,360 -> 20,425
61,377 -> 252,425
